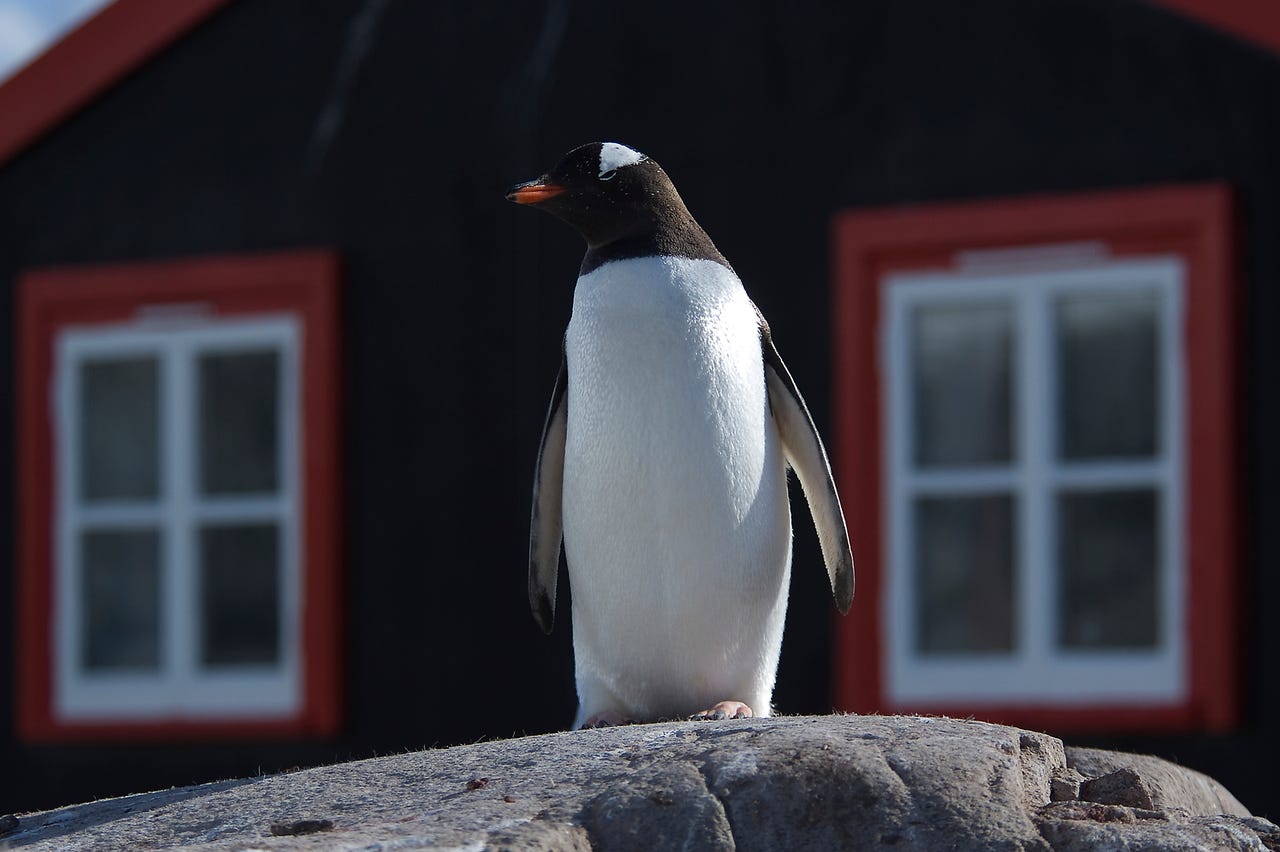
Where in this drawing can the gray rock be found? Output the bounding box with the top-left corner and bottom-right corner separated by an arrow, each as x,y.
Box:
1038,802 -> 1278,851
1051,767 -> 1086,802
1080,768 -> 1156,810
1,715 -> 1271,851
1067,746 -> 1251,817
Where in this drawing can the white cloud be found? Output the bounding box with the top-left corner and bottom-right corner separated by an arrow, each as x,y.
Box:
0,4 -> 45,80
0,0 -> 111,83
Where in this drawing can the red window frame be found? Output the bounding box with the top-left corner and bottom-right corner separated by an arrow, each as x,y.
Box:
830,184 -> 1239,733
16,249 -> 343,741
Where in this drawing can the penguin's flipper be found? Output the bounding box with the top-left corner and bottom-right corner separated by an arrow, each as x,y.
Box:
759,318 -> 855,613
529,342 -> 568,633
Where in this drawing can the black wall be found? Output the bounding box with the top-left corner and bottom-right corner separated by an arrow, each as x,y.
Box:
2,0 -> 1277,816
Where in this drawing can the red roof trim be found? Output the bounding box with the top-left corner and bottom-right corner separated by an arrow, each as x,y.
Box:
830,184 -> 1240,734
1154,0 -> 1280,56
0,0 -> 234,167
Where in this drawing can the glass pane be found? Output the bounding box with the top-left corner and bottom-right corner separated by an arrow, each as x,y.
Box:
1057,489 -> 1159,649
200,523 -> 280,667
80,356 -> 160,501
199,349 -> 280,495
911,301 -> 1013,467
914,494 -> 1015,654
1056,290 -> 1159,459
82,529 -> 161,671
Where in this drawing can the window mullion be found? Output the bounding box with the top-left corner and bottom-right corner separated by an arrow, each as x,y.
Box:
54,338 -> 81,712
1019,283 -> 1051,678
165,337 -> 196,705
1162,269 -> 1187,665
280,328 -> 301,678
886,287 -> 914,680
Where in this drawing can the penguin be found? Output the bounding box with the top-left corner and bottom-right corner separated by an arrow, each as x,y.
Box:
507,142 -> 854,729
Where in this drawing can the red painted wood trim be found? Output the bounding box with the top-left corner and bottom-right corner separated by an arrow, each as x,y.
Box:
1154,0 -> 1280,57
0,0 -> 234,167
15,260 -> 56,743
15,249 -> 343,742
830,223 -> 884,719
830,184 -> 1239,734
1181,188 -> 1240,731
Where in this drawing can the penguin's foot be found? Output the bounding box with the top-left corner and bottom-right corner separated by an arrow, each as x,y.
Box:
580,711 -> 638,729
689,700 -> 754,721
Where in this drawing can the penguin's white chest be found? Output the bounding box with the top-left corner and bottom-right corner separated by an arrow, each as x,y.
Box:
562,255 -> 792,722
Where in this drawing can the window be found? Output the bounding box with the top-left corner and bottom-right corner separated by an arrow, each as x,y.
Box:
57,319 -> 300,720
885,258 -> 1183,705
831,186 -> 1238,732
17,250 -> 342,739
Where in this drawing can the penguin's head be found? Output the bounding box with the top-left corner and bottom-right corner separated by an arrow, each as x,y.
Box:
506,142 -> 685,248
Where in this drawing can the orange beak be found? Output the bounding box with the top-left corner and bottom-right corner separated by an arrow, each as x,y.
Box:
506,179 -> 566,205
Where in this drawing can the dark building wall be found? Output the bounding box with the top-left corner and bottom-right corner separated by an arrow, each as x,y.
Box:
1,0 -> 1277,815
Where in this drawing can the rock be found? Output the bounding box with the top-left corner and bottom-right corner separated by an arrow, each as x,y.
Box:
1051,767 -> 1086,802
267,817 -> 334,836
1038,803 -> 1278,851
2,715 -> 1272,851
1067,746 -> 1251,817
1080,767 -> 1156,809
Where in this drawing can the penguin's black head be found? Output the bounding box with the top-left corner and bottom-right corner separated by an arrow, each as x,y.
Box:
506,142 -> 687,248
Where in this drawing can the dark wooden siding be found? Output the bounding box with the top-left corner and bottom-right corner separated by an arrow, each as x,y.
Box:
1,0 -> 1277,816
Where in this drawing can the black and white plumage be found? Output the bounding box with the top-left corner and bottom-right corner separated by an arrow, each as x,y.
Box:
508,142 -> 853,728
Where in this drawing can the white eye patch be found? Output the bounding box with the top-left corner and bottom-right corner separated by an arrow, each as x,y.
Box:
598,142 -> 645,177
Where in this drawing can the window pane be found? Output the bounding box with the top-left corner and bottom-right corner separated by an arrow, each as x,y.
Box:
1056,290 -> 1158,459
82,529 -> 161,671
911,301 -> 1013,466
200,523 -> 280,667
1057,489 -> 1159,649
914,494 -> 1015,653
80,356 -> 159,501
199,349 -> 280,495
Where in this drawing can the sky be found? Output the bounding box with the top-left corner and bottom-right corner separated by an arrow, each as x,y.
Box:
0,0 -> 111,83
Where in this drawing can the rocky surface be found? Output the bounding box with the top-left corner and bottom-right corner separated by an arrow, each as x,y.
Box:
1,715 -> 1274,851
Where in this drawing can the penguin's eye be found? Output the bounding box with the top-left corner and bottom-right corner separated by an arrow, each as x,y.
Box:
599,169 -> 618,181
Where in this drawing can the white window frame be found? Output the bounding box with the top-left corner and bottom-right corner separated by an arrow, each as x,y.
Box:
54,314 -> 302,721
883,255 -> 1186,707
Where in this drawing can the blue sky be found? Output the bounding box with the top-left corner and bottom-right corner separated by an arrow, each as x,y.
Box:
0,0 -> 111,82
